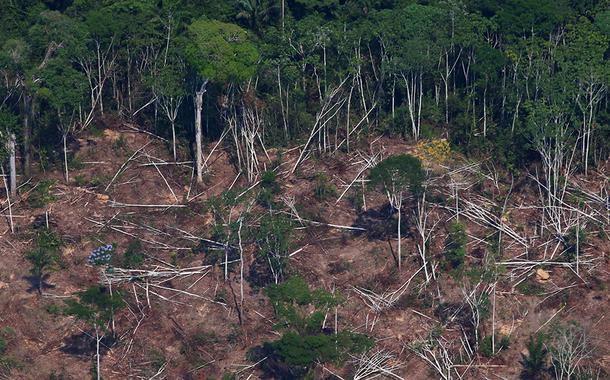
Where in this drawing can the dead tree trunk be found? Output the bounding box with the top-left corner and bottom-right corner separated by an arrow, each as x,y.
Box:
22,94 -> 32,176
8,133 -> 16,198
194,81 -> 208,183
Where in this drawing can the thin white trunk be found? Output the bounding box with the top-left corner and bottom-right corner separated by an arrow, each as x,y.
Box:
8,133 -> 16,198
195,89 -> 205,183
63,134 -> 69,183
95,326 -> 101,380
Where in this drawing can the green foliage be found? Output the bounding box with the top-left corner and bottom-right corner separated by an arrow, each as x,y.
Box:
261,170 -> 280,192
517,280 -> 545,296
368,154 -> 425,197
479,335 -> 510,357
186,19 -> 259,83
28,180 -> 56,208
64,286 -> 124,328
253,277 -> 372,378
25,228 -> 62,294
122,240 -> 145,268
443,222 -> 467,270
250,213 -> 294,286
266,330 -> 372,367
265,276 -> 339,333
562,226 -> 586,262
520,334 -> 549,380
313,172 -> 336,200
257,170 -> 281,208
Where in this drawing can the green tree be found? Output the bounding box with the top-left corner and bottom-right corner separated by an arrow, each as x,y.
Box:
253,277 -> 372,378
25,228 -> 62,294
520,334 -> 549,379
369,154 -> 424,269
185,18 -> 259,183
65,286 -> 124,380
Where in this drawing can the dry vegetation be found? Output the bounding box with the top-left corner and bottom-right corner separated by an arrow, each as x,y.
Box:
0,122 -> 609,380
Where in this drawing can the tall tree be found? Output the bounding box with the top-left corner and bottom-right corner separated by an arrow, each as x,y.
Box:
185,18 -> 259,183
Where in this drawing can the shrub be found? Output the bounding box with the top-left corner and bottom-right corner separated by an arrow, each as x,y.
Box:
122,241 -> 144,268
64,286 -> 124,328
562,226 -> 586,262
266,330 -> 371,367
261,170 -> 280,193
28,180 -> 56,208
257,188 -> 274,208
413,138 -> 451,163
25,229 -> 62,293
250,278 -> 372,379
313,172 -> 337,200
480,335 -> 510,357
444,222 -> 467,270
368,154 -> 425,197
520,334 -> 548,379
248,214 -> 293,288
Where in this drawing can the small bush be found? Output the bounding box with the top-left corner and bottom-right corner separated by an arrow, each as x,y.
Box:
28,180 -> 56,208
480,335 -> 510,357
256,188 -> 275,209
122,241 -> 144,268
261,170 -> 280,193
443,222 -> 467,270
562,226 -> 586,262
250,277 -> 372,379
313,172 -> 337,200
25,229 -> 62,293
520,334 -> 548,379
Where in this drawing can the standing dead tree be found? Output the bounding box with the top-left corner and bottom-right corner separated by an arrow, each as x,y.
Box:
461,281 -> 493,351
226,96 -> 269,183
409,336 -> 460,380
530,107 -> 580,238
291,77 -> 348,173
549,324 -> 593,380
194,80 -> 208,183
414,184 -> 441,283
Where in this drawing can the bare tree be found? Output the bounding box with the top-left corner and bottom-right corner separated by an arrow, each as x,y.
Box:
194,80 -> 208,183
550,324 -> 592,380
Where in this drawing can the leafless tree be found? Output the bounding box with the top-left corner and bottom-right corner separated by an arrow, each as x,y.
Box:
549,324 -> 592,380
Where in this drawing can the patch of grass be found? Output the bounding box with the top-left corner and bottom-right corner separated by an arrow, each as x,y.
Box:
89,126 -> 104,138
73,174 -> 88,187
46,303 -> 63,315
517,280 -> 545,296
68,156 -> 85,170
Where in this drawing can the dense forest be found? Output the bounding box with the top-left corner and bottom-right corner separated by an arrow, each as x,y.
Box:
1,0 -> 609,179
0,0 -> 609,379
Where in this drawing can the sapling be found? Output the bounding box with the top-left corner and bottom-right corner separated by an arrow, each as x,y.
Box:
25,229 -> 62,294
65,286 -> 124,380
369,154 -> 424,270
